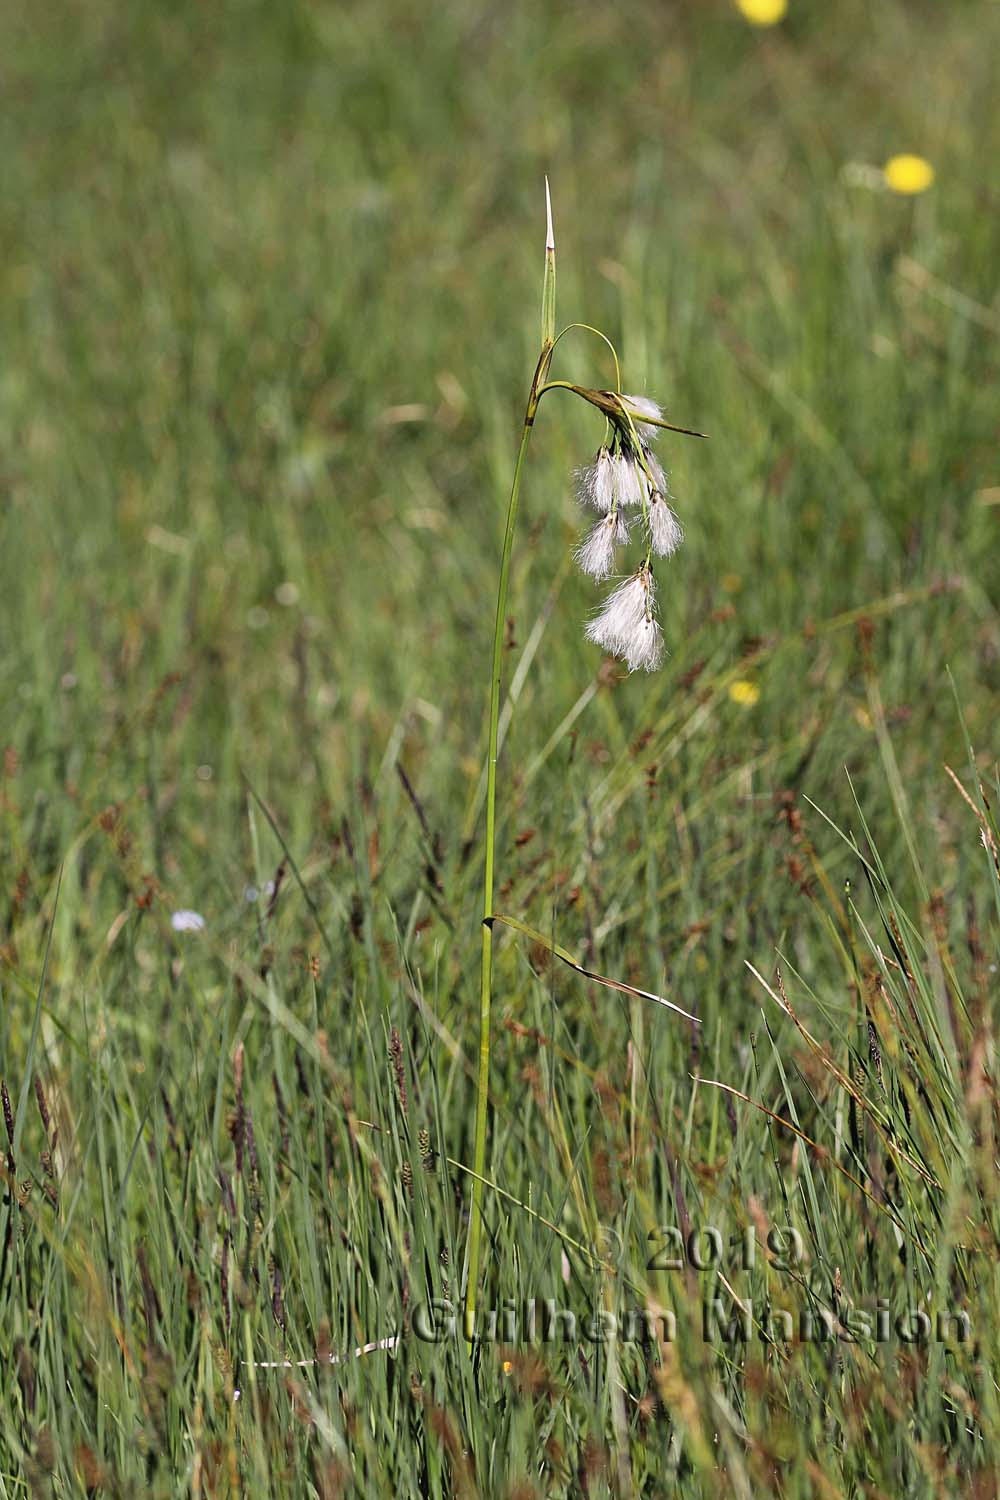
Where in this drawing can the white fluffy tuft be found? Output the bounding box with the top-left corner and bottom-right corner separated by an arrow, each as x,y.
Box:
585,565 -> 665,671
584,566 -> 652,653
643,449 -> 667,493
624,615 -> 664,672
620,394 -> 663,444
647,494 -> 684,558
575,447 -> 616,511
610,453 -> 647,507
575,512 -> 628,580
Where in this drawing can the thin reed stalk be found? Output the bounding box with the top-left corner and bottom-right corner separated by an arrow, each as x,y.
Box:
465,186 -> 556,1342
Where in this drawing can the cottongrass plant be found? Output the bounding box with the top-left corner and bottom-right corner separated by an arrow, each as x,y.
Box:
466,182 -> 706,1343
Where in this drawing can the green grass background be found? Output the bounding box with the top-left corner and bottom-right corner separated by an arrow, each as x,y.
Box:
2,0 -> 999,1493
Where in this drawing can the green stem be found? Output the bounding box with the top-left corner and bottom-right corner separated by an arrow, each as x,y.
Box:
551,324 -> 622,392
465,347 -> 550,1345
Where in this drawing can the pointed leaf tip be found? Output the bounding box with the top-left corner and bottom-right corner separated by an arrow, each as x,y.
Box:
544,177 -> 555,252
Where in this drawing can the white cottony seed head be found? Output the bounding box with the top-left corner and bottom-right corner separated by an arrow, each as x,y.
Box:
585,566 -> 653,655
624,614 -> 664,672
610,452 -> 647,508
171,909 -> 206,933
575,510 -> 629,580
585,564 -> 665,672
643,449 -> 667,494
620,394 -> 663,445
647,494 -> 683,557
576,447 -> 616,511
572,386 -> 684,673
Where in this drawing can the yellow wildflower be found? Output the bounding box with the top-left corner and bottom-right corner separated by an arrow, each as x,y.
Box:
735,0 -> 788,24
883,154 -> 935,195
729,679 -> 760,707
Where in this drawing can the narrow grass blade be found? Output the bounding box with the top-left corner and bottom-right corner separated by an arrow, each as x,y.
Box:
486,911 -> 699,1023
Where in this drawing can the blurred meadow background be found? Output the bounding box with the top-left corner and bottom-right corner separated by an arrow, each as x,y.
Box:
2,0 -> 1000,1493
